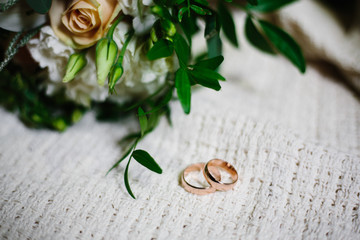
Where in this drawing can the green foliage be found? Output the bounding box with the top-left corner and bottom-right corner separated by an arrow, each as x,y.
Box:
244,16 -> 274,54
0,67 -> 86,131
25,0 -> 52,14
195,55 -> 224,70
259,20 -> 306,73
174,34 -> 190,68
132,150 -> 162,174
218,1 -> 238,47
138,107 -> 148,137
205,14 -> 222,58
108,30 -> 134,93
124,157 -> 136,199
175,68 -> 191,114
190,4 -> 211,15
0,27 -> 41,72
247,0 -> 297,12
247,0 -> 258,6
147,39 -> 174,60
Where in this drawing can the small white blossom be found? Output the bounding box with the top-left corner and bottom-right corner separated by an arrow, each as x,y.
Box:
119,0 -> 153,17
27,26 -> 108,106
27,24 -> 175,106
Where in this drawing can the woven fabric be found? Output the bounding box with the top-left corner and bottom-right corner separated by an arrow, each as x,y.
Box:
1,1 -> 360,239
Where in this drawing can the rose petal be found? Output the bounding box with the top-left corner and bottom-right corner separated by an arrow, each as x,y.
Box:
98,0 -> 122,30
72,28 -> 103,46
49,0 -> 77,47
69,0 -> 97,11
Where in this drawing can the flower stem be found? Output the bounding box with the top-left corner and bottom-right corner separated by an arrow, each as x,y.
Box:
107,15 -> 124,39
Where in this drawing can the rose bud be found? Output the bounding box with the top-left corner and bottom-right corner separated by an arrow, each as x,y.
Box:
108,62 -> 124,93
95,37 -> 118,86
161,20 -> 176,37
63,51 -> 88,83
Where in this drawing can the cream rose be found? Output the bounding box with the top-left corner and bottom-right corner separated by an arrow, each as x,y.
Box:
49,0 -> 121,49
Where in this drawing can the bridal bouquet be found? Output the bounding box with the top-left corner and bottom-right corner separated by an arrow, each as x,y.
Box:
0,0 -> 305,198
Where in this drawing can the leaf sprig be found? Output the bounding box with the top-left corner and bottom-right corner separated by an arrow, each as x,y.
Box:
107,0 -> 305,198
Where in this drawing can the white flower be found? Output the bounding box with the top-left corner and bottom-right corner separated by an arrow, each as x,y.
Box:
119,0 -> 153,17
27,24 -> 175,106
27,26 -> 108,106
119,0 -> 156,35
111,22 -> 175,102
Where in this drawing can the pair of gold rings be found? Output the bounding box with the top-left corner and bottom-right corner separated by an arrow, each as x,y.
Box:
181,159 -> 238,195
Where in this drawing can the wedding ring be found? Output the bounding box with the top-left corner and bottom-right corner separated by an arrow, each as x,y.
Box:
181,163 -> 221,195
204,159 -> 238,191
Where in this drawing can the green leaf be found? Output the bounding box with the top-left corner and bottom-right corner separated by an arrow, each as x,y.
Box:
180,14 -> 198,46
195,55 -> 224,70
244,16 -> 274,54
189,74 -> 221,91
205,15 -> 222,58
147,111 -> 160,131
164,105 -> 172,126
174,0 -> 185,4
151,5 -> 172,20
144,88 -> 173,116
194,0 -> 209,6
259,20 -> 306,73
174,34 -> 190,68
247,0 -> 297,12
178,7 -> 188,22
138,107 -> 148,137
124,158 -> 136,199
247,0 -> 257,5
190,5 -> 211,15
218,2 -> 238,47
206,35 -> 222,58
106,142 -> 136,175
25,0 -> 52,14
147,39 -> 174,60
190,66 -> 225,81
132,150 -> 162,174
175,68 -> 191,114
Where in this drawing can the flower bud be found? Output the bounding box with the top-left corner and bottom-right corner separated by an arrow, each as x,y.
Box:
161,20 -> 176,37
63,52 -> 87,83
151,5 -> 165,18
52,119 -> 67,132
96,38 -> 118,86
108,62 -> 123,93
150,27 -> 159,43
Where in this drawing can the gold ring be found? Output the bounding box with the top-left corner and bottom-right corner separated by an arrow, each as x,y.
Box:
181,162 -> 221,195
203,159 -> 238,191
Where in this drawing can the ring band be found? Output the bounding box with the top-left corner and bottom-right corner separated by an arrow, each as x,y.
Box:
181,163 -> 221,195
203,159 -> 238,191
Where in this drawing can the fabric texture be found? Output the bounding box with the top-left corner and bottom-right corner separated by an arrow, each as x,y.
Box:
1,1 -> 360,239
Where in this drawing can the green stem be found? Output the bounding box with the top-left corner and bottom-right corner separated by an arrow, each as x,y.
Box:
118,30 -> 135,63
123,82 -> 171,112
106,15 -> 124,39
187,0 -> 190,17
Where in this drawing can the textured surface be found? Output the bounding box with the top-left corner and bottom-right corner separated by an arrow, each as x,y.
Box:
1,1 -> 360,239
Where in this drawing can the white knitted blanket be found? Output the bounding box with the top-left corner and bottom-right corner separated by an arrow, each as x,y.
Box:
1,1 -> 360,239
